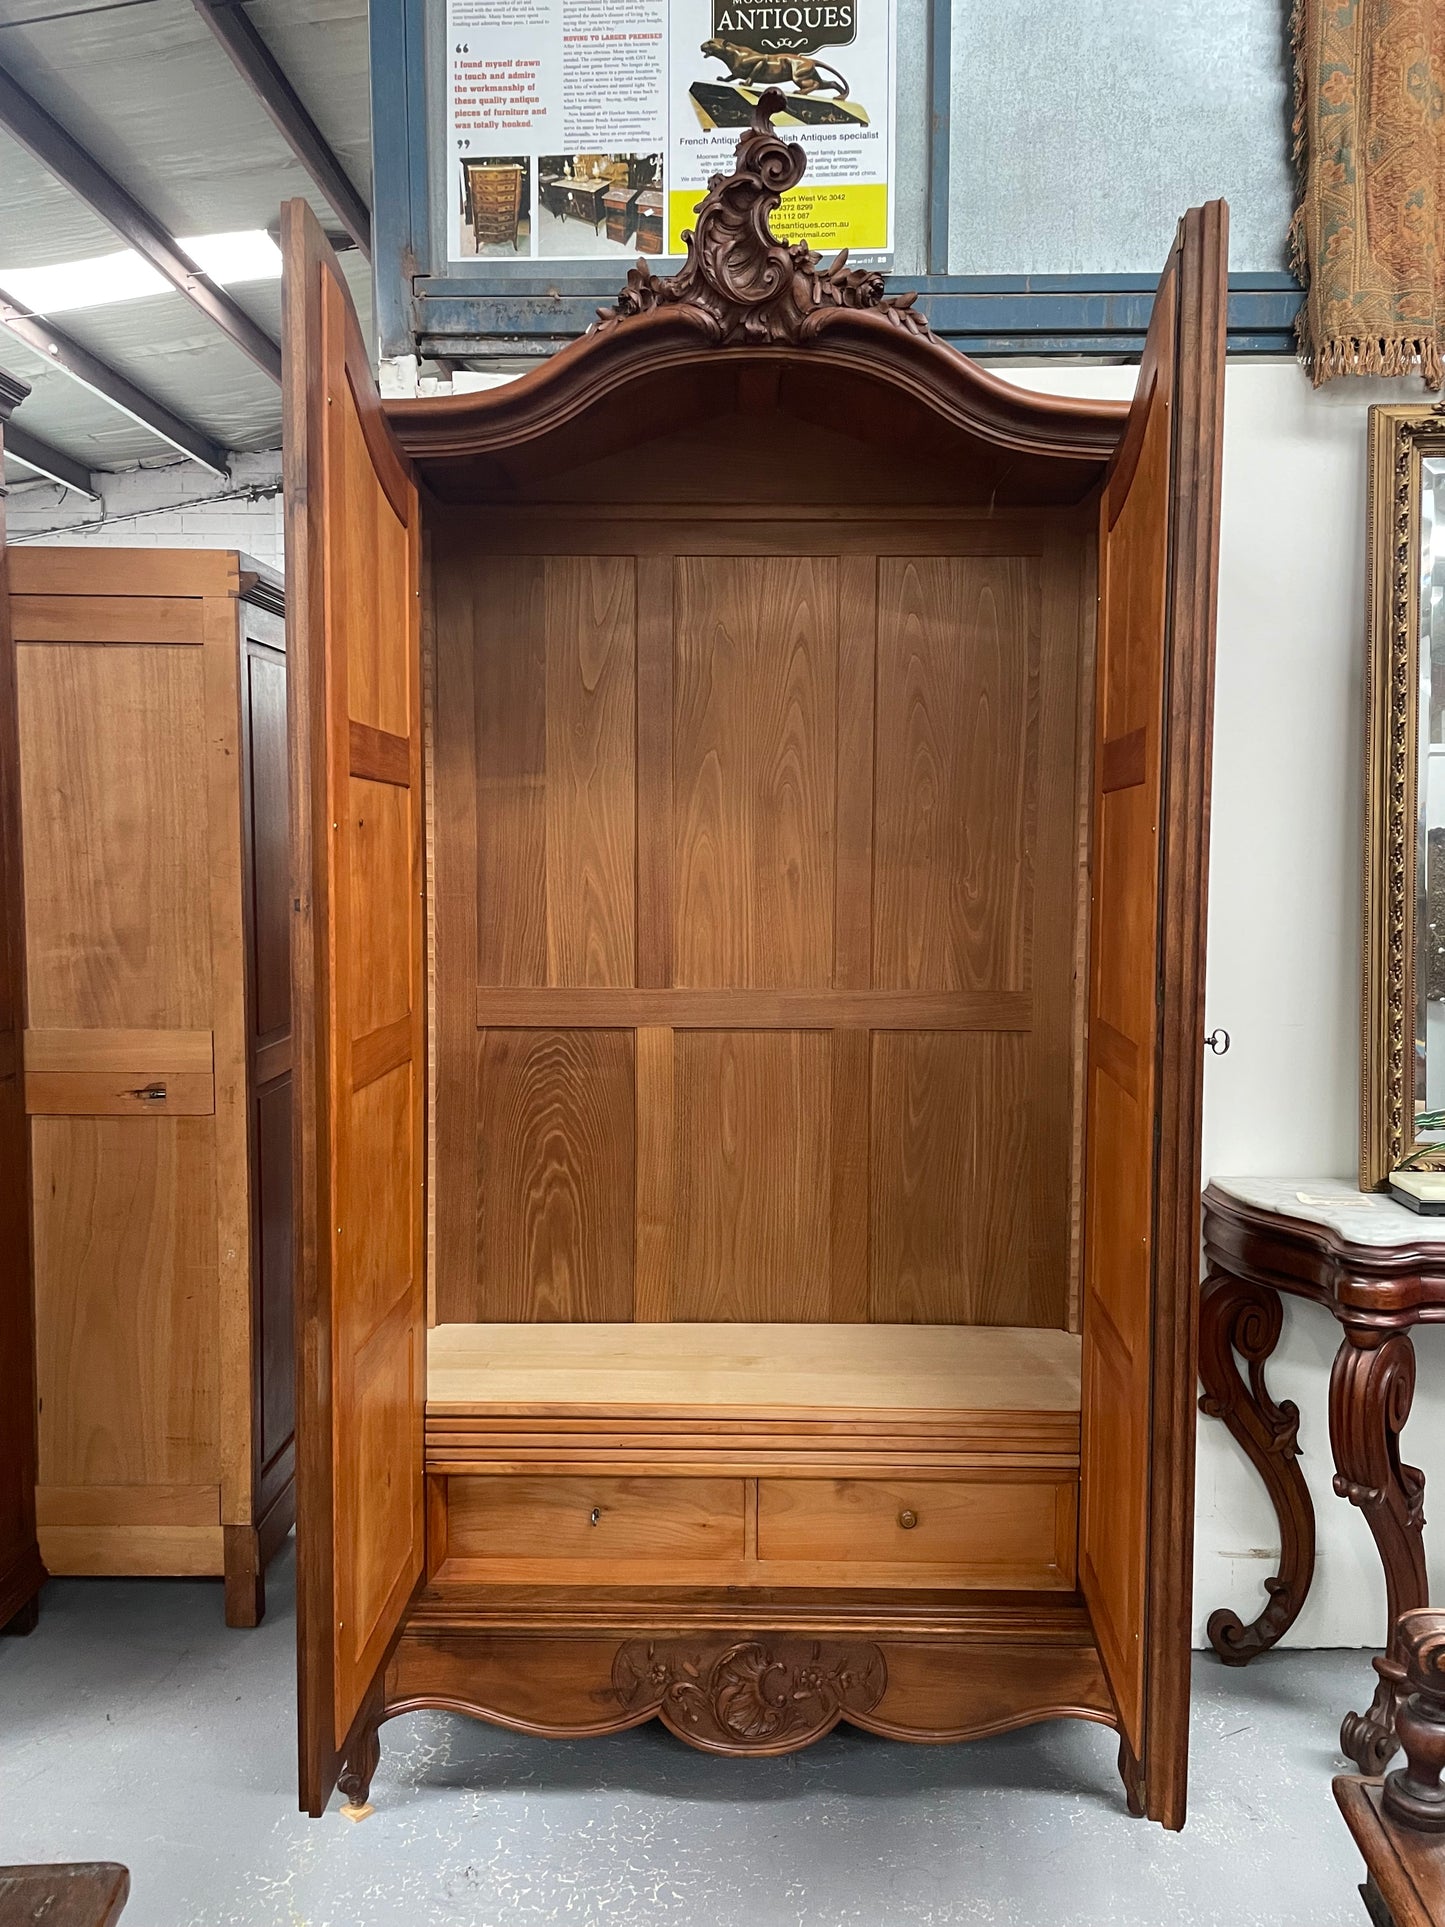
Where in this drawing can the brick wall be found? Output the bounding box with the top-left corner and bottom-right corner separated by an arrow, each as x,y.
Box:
6,450 -> 284,569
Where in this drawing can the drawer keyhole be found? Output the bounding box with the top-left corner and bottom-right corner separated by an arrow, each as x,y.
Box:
589,1506 -> 602,1527
897,1508 -> 919,1530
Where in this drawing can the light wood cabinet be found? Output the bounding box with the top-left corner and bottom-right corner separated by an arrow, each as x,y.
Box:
8,547 -> 293,1626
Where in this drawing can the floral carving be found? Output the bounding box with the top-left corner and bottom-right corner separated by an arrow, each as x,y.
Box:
611,1636 -> 887,1752
590,88 -> 931,347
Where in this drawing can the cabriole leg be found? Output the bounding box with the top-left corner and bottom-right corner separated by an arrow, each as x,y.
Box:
1197,1269 -> 1315,1663
1329,1326 -> 1428,1774
338,1691 -> 383,1821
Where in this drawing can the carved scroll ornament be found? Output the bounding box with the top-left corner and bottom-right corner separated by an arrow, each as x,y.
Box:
591,89 -> 931,347
612,1636 -> 887,1752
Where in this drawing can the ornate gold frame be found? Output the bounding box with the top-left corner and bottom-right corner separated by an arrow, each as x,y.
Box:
1362,404 -> 1445,1186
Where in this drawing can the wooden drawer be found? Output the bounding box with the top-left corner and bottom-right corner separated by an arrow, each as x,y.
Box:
757,1476 -> 1076,1587
446,1475 -> 746,1562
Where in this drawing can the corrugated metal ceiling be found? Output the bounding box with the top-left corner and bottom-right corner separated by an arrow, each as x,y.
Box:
0,0 -> 372,483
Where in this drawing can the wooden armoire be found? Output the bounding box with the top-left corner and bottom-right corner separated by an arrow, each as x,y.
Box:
283,97 -> 1225,1829
8,546 -> 294,1627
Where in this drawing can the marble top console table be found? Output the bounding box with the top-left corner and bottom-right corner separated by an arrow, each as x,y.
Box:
1201,1179 -> 1445,1774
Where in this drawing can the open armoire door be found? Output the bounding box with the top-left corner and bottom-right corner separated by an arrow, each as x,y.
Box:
1079,201 -> 1227,1830
0,370 -> 42,1638
283,202 -> 427,1816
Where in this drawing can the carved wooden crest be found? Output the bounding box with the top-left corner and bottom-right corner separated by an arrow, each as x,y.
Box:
611,1635 -> 887,1752
592,88 -> 932,347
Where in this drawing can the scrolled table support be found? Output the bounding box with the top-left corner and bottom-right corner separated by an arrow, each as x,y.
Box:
1330,1327 -> 1430,1775
1197,1269 -> 1317,1663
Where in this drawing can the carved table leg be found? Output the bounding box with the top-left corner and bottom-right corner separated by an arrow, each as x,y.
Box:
1197,1269 -> 1316,1664
1329,1326 -> 1429,1774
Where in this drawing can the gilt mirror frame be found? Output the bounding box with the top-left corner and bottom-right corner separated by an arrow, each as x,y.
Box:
1362,403 -> 1445,1187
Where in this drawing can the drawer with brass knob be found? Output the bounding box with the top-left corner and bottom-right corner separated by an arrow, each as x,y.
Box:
757,1476 -> 1077,1587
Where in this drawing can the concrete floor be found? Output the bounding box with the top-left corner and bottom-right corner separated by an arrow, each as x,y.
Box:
0,1543 -> 1375,1927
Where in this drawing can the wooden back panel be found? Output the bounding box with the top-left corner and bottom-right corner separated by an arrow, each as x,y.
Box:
284,201 -> 426,1814
1078,202 -> 1226,1829
431,510 -> 1088,1329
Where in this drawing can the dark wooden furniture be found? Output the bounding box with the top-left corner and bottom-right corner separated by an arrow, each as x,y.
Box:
605,185 -> 639,246
0,373 -> 41,1641
544,175 -> 606,231
0,1865 -> 129,1927
465,162 -> 523,251
279,94 -> 1227,1829
1336,1609 -> 1445,1927
7,547 -> 293,1626
1200,1178 -> 1445,1772
633,186 -> 662,253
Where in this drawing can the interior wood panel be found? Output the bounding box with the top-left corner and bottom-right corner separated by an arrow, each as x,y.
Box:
673,1030 -> 832,1321
673,555 -> 836,988
431,519 -> 1084,1332
17,644 -> 212,1030
870,1031 -> 1034,1324
32,1116 -> 220,1489
476,1028 -> 635,1321
873,556 -> 1038,993
474,554 -> 636,991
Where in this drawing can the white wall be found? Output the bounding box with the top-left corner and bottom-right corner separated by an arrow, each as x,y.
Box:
6,450 -> 283,568
13,365 -> 1439,1648
1006,357 -> 1445,1647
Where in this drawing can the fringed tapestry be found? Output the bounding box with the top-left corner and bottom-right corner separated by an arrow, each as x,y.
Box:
1291,0 -> 1445,385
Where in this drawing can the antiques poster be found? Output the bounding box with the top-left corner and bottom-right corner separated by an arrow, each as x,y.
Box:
445,0 -> 896,263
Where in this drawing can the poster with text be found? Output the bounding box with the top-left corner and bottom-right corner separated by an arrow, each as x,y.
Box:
446,0 -> 895,265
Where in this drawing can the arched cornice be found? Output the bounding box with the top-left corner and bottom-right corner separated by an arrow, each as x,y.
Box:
386,92 -> 1128,482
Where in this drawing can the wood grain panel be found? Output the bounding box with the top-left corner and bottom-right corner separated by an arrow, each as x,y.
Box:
474,988 -> 1029,1029
338,386 -> 410,738
17,644 -> 212,1029
544,557 -> 636,986
475,555 -> 636,989
873,556 -> 1038,992
37,1483 -> 220,1526
431,534 -> 482,1326
757,1475 -> 1075,1586
870,1031 -> 1035,1325
25,1070 -> 214,1116
32,1116 -> 219,1488
674,555 -> 836,988
633,1025 -> 674,1321
348,776 -> 413,1040
476,1029 -> 635,1320
673,1031 -> 832,1321
11,594 -> 205,645
447,1474 -> 746,1561
39,1522 -> 224,1575
23,1029 -> 213,1075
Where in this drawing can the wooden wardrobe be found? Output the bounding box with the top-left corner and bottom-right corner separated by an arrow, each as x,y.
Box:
282,99 -> 1226,1828
9,547 -> 294,1626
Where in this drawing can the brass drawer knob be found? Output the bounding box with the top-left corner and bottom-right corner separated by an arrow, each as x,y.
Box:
898,1507 -> 918,1530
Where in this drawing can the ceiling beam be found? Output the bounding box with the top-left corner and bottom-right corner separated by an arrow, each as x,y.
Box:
192,0 -> 371,260
0,59 -> 282,383
0,287 -> 229,475
4,420 -> 99,498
